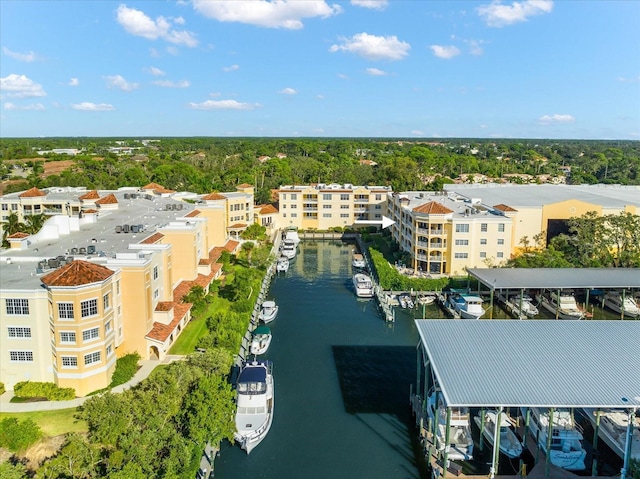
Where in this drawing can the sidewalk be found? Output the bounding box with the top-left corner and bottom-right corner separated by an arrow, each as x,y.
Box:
0,355 -> 184,413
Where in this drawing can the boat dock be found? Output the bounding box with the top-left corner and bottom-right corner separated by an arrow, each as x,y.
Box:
436,292 -> 461,319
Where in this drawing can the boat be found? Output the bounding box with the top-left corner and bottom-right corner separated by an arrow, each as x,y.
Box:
426,390 -> 474,461
603,291 -> 640,318
352,272 -> 374,298
276,256 -> 289,273
449,293 -> 486,319
502,293 -> 539,319
234,360 -> 274,454
417,294 -> 436,306
250,326 -> 272,355
284,229 -> 300,246
281,239 -> 297,259
399,292 -> 414,309
536,290 -> 585,320
521,407 -> 586,470
352,253 -> 366,269
258,300 -> 279,323
473,410 -> 523,459
582,408 -> 640,461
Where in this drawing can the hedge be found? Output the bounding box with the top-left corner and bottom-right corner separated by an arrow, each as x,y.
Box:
109,352 -> 141,388
13,381 -> 75,401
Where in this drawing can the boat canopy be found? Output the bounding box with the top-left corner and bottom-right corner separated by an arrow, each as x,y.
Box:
253,326 -> 271,336
237,363 -> 268,394
262,301 -> 276,308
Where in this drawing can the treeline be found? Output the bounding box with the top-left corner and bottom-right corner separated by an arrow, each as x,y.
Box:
1,138 -> 639,203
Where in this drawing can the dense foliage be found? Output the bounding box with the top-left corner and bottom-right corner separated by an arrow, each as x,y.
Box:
108,352 -> 142,388
369,249 -> 449,292
13,381 -> 75,401
0,417 -> 42,452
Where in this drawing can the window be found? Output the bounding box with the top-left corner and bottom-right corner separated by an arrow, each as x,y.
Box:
105,320 -> 112,333
106,344 -> 113,356
10,351 -> 33,362
153,266 -> 158,280
8,327 -> 31,338
291,213 -> 297,218
84,351 -> 101,365
290,204 -> 297,209
282,213 -> 287,218
480,252 -> 487,258
290,194 -> 297,200
455,224 -> 469,233
375,194 -> 382,201
480,238 -> 487,245
323,204 -> 332,209
322,194 -> 331,200
323,213 -> 332,218
58,303 -> 74,319
340,204 -> 349,209
282,204 -> 287,209
60,331 -> 76,343
498,223 -> 505,232
154,289 -> 159,299
497,239 -> 504,245
103,293 -> 110,310
6,299 -> 29,315
1,204 -> 7,211
11,204 -> 18,211
455,239 -> 469,246
82,327 -> 99,342
480,223 -> 488,232
281,193 -> 286,200
375,205 -> 381,209
62,356 -> 78,368
340,214 -> 349,218
497,252 -> 504,258
340,194 -> 349,201
81,299 -> 98,318
116,280 -> 120,295
454,252 -> 469,259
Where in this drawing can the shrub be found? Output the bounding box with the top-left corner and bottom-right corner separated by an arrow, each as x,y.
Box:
0,417 -> 42,451
0,382 -> 5,395
109,352 -> 141,388
13,381 -> 75,400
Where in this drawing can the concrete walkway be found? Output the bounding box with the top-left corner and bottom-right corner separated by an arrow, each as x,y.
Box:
0,355 -> 184,413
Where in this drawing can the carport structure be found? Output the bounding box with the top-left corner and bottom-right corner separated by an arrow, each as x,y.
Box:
465,268 -> 640,319
412,320 -> 640,479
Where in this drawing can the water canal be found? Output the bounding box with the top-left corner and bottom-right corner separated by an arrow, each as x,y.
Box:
215,240 -> 625,479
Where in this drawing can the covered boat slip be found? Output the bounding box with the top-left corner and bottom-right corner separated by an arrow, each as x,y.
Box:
412,320 -> 640,479
465,268 -> 640,319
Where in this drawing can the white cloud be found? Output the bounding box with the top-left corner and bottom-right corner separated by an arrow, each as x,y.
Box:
188,99 -> 260,110
430,45 -> 461,59
153,80 -> 190,88
2,47 -> 37,62
411,130 -> 425,136
279,87 -> 297,95
146,66 -> 166,76
618,76 -> 640,83
68,77 -> 79,86
477,0 -> 553,27
223,64 -> 240,72
351,0 -> 388,10
116,4 -> 198,47
329,33 -> 410,61
538,113 -> 575,124
337,73 -> 349,80
366,67 -> 386,76
173,16 -> 186,25
4,102 -> 45,111
0,74 -> 46,98
166,46 -> 179,56
72,102 -> 115,111
105,75 -> 139,92
467,40 -> 484,56
193,0 -> 342,29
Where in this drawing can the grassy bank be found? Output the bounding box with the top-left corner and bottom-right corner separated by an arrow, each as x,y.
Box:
0,408 -> 87,437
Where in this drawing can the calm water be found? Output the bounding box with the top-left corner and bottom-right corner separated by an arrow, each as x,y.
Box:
214,241 -> 624,478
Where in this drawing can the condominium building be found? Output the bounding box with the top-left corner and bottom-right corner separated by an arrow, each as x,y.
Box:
277,183 -> 391,230
0,183 -> 251,396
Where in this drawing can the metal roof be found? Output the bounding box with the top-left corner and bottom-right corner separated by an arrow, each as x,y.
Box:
415,319 -> 640,409
467,267 -> 640,291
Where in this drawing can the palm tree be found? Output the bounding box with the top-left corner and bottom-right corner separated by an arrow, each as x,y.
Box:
1,212 -> 25,247
24,213 -> 47,234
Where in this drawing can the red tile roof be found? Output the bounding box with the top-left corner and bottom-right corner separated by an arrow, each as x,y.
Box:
227,223 -> 247,229
155,301 -> 174,312
142,182 -> 165,191
258,204 -> 278,214
224,240 -> 240,252
494,203 -> 518,212
209,247 -> 223,262
202,192 -> 226,201
412,201 -> 454,215
185,210 -> 200,218
19,187 -> 46,198
139,232 -> 164,244
7,232 -> 29,239
146,302 -> 192,342
210,263 -> 222,275
79,190 -> 100,200
41,260 -> 115,287
83,209 -> 99,214
237,183 -> 252,188
95,193 -> 118,205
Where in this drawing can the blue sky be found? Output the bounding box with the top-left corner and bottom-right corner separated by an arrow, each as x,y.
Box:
1,0 -> 639,139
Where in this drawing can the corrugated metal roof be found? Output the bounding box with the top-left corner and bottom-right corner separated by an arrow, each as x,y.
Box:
467,268 -> 640,290
415,320 -> 640,409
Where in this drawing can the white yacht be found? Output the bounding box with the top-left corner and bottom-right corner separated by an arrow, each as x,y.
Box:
474,410 -> 523,459
352,253 -> 366,269
280,239 -> 297,259
258,300 -> 278,324
521,407 -> 586,470
449,293 -> 486,319
536,290 -> 586,320
582,408 -> 640,461
352,273 -> 374,298
276,256 -> 289,273
603,291 -> 640,318
504,294 -> 539,319
426,390 -> 474,461
234,360 -> 274,454
250,326 -> 272,356
284,229 -> 300,246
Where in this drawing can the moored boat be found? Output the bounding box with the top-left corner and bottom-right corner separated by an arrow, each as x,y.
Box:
603,291 -> 640,318
258,300 -> 279,323
521,407 -> 586,470
582,408 -> 640,461
427,390 -> 474,461
250,326 -> 272,355
276,256 -> 289,273
502,293 -> 539,319
352,253 -> 366,269
352,272 -> 374,298
234,360 -> 274,454
536,290 -> 586,320
281,239 -> 297,259
473,410 -> 523,459
450,293 -> 486,319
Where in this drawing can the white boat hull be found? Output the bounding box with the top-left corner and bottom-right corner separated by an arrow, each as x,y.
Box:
603,295 -> 640,318
537,294 -> 585,320
474,412 -> 523,459
582,408 -> 640,461
353,273 -> 374,298
235,362 -> 274,454
427,392 -> 474,461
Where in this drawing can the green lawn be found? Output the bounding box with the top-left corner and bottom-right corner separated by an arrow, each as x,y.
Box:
0,408 -> 87,437
169,298 -> 230,355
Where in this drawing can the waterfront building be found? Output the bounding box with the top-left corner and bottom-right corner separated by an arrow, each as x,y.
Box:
0,183 -> 251,396
276,183 -> 391,231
